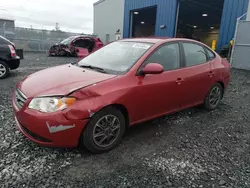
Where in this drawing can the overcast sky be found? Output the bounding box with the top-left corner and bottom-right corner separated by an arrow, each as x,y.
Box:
0,0 -> 98,33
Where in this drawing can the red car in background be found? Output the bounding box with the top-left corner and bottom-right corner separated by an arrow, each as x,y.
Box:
13,38 -> 230,153
48,35 -> 103,57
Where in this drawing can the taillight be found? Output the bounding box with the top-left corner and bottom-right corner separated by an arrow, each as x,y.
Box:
8,45 -> 16,57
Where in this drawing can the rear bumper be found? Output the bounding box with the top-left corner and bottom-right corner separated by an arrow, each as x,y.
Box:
6,56 -> 20,70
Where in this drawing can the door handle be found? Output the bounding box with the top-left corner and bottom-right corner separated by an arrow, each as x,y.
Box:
176,78 -> 184,85
208,71 -> 214,77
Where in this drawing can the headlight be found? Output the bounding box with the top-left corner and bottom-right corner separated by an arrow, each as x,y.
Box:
28,97 -> 76,113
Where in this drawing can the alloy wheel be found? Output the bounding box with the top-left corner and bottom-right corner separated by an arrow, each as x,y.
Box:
209,86 -> 221,106
93,115 -> 121,148
0,64 -> 7,77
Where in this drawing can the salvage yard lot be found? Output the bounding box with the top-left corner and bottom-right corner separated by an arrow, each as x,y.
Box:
0,52 -> 250,188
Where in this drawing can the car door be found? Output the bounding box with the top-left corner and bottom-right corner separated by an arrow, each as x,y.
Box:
177,42 -> 214,109
131,43 -> 184,123
72,38 -> 90,57
204,47 -> 220,84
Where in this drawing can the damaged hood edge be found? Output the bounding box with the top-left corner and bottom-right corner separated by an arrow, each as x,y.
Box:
18,64 -> 117,98
36,80 -> 108,98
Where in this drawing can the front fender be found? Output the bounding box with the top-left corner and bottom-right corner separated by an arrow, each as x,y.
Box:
62,98 -> 95,120
63,89 -> 130,120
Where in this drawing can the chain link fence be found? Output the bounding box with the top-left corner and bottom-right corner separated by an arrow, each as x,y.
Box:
0,26 -> 96,52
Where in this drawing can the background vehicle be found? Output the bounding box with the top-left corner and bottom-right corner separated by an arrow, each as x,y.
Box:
0,35 -> 20,79
13,38 -> 230,153
48,35 -> 104,57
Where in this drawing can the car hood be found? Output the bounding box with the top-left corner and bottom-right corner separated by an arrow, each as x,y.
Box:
18,64 -> 117,98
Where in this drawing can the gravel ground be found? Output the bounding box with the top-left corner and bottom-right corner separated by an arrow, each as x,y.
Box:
0,52 -> 250,188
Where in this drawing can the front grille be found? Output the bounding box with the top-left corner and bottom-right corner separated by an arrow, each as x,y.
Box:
20,123 -> 52,143
15,89 -> 27,109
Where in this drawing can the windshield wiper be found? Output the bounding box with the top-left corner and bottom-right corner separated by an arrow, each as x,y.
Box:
79,64 -> 108,74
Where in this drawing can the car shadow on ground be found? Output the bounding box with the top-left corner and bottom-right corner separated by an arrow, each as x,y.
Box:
124,106 -> 206,138
8,71 -> 24,79
25,104 -> 230,157
24,107 -> 203,154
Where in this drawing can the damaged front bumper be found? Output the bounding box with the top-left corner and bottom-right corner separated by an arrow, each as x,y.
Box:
12,96 -> 89,148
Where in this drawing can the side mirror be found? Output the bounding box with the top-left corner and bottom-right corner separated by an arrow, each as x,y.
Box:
142,63 -> 164,75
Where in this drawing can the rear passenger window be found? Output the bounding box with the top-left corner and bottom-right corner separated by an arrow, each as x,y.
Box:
183,43 -> 207,67
144,43 -> 180,71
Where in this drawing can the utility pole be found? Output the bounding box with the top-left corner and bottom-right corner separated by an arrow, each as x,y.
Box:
55,23 -> 60,31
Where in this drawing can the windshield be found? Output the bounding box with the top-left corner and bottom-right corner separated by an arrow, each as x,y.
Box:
78,41 -> 153,74
60,36 -> 76,45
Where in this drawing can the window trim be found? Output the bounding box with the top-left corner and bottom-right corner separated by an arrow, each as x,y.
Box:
136,42 -> 184,75
204,47 -> 216,60
180,41 -> 210,68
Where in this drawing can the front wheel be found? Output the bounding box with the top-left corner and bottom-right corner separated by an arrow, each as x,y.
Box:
204,83 -> 223,111
81,106 -> 126,153
0,61 -> 10,79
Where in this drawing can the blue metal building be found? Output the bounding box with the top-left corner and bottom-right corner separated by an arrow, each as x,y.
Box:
123,0 -> 249,50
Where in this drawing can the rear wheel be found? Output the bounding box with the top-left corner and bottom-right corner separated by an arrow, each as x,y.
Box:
204,83 -> 223,111
0,61 -> 10,79
81,106 -> 126,153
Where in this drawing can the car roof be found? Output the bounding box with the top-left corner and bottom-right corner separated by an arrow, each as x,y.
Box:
72,35 -> 99,39
121,38 -> 168,44
120,37 -> 203,45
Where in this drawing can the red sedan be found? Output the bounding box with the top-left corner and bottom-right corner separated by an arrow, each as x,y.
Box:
12,38 -> 231,153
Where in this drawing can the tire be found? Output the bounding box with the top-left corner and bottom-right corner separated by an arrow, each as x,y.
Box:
59,50 -> 66,56
81,106 -> 126,154
65,52 -> 71,57
204,83 -> 223,111
0,61 -> 10,79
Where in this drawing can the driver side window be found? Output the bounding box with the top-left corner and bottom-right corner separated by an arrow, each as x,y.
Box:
144,43 -> 180,71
